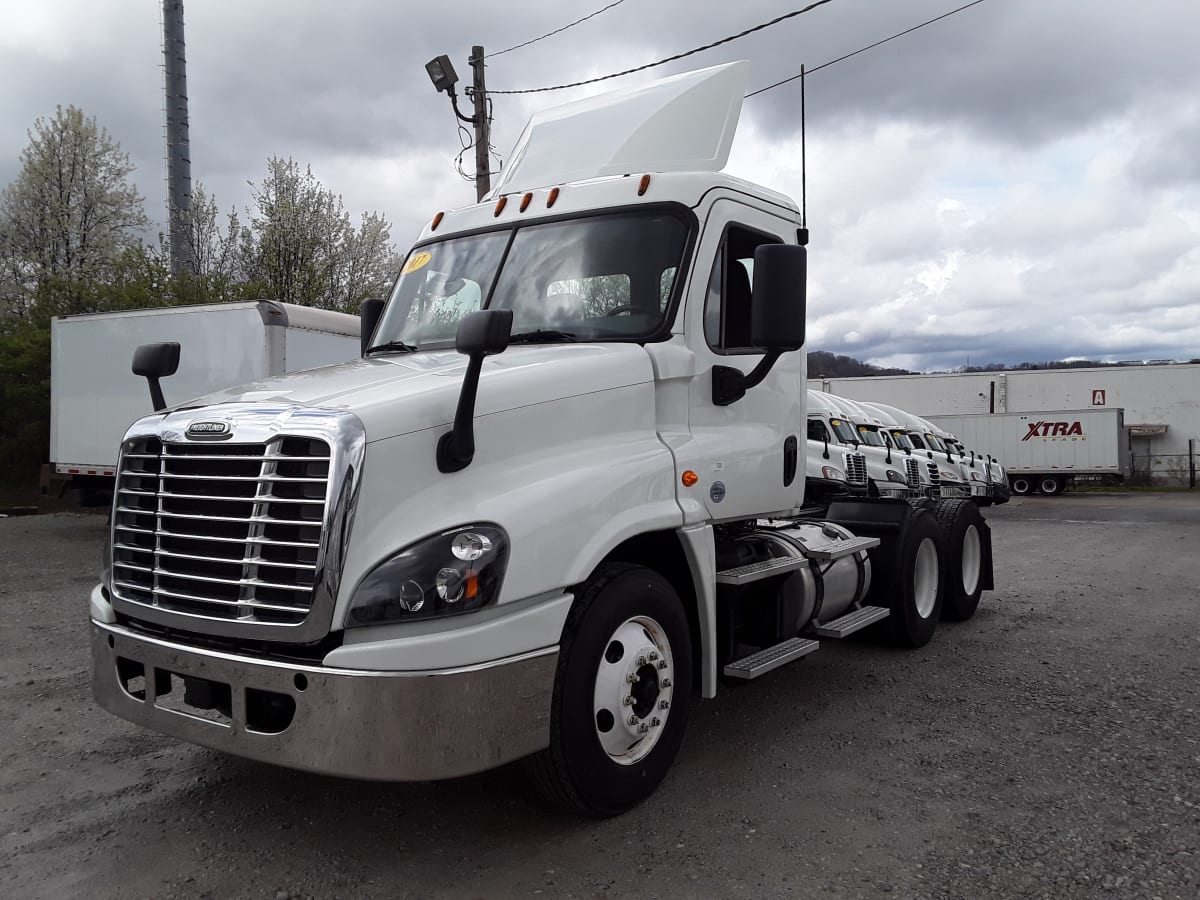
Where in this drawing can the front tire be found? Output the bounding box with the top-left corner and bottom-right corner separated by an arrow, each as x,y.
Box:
526,563 -> 692,816
935,499 -> 986,622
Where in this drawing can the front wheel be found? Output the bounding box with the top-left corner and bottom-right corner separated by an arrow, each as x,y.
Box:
935,499 -> 987,621
525,563 -> 692,816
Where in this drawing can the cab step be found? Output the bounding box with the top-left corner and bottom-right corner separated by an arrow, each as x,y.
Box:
801,534 -> 880,561
811,605 -> 890,638
716,556 -> 808,586
722,637 -> 819,680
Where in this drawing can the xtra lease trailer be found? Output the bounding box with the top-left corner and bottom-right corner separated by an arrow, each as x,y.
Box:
926,408 -> 1130,495
89,63 -> 998,816
50,301 -> 360,499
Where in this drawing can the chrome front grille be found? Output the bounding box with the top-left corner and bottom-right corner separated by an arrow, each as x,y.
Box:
111,436 -> 331,625
845,452 -> 868,487
904,457 -> 922,489
926,461 -> 942,499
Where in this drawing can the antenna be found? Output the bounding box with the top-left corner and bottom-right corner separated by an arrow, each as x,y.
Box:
798,64 -> 809,247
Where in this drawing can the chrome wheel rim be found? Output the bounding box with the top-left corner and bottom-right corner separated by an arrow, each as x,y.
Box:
592,615 -> 674,765
961,525 -> 981,596
913,537 -> 939,619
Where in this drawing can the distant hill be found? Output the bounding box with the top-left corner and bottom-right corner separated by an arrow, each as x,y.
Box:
809,352 -> 1200,378
807,351 -> 913,378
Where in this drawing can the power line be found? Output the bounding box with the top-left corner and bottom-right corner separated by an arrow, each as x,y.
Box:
487,0 -> 630,59
489,0 -> 837,95
744,0 -> 988,98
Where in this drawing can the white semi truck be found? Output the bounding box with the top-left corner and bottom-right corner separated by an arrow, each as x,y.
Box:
89,64 -> 995,815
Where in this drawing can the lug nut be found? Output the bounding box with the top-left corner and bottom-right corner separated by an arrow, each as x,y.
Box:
661,678 -> 672,688
659,700 -> 670,710
636,654 -> 648,666
648,650 -> 659,661
650,717 -> 661,727
626,672 -> 639,684
628,714 -> 639,726
638,723 -> 650,734
657,660 -> 668,670
622,695 -> 634,706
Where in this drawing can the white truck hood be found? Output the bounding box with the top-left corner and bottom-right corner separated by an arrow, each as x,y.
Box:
172,343 -> 655,443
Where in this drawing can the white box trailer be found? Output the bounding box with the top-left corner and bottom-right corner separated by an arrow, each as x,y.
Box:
50,301 -> 360,491
926,409 -> 1130,495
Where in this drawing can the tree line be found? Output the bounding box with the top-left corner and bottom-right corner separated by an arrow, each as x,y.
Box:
0,105 -> 401,483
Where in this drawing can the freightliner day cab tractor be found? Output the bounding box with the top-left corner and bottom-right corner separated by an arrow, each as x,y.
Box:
90,63 -> 995,816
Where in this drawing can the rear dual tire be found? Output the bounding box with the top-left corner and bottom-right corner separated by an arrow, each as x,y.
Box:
935,499 -> 986,622
865,507 -> 944,648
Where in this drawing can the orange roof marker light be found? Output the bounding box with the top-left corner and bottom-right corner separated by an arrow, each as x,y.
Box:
493,196 -> 508,217
546,187 -> 560,208
431,211 -> 444,231
520,192 -> 533,213
681,470 -> 699,487
638,174 -> 651,196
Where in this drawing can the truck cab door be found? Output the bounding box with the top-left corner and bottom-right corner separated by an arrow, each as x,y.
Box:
685,199 -> 806,520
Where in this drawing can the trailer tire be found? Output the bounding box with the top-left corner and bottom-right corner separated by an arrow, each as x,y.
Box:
1010,476 -> 1033,495
875,507 -> 944,648
1039,475 -> 1064,495
525,562 -> 692,817
935,500 -> 986,622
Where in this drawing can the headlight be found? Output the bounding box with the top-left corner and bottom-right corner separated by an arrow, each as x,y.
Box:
821,466 -> 845,480
939,470 -> 962,482
885,469 -> 907,483
347,524 -> 509,627
969,470 -> 984,482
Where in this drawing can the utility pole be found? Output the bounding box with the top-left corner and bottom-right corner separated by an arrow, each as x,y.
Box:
162,0 -> 193,277
469,45 -> 491,202
426,48 -> 492,202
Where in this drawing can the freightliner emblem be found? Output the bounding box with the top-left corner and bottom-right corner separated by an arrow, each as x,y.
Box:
186,420 -> 232,440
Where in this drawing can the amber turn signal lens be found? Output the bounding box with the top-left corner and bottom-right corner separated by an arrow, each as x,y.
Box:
547,187 -> 560,208
682,470 -> 699,487
520,193 -> 532,212
431,211 -> 444,231
494,196 -> 508,217
638,174 -> 651,196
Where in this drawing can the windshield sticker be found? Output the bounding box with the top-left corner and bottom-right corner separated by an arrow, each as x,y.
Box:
402,251 -> 432,275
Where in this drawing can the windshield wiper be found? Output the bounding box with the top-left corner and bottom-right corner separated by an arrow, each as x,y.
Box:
508,330 -> 576,344
365,340 -> 418,354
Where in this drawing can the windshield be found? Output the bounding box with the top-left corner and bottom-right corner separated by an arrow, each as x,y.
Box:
828,418 -> 860,444
903,430 -> 927,450
888,430 -> 915,450
925,433 -> 949,452
856,425 -> 885,447
372,210 -> 690,349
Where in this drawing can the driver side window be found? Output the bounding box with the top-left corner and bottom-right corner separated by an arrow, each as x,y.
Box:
703,224 -> 783,352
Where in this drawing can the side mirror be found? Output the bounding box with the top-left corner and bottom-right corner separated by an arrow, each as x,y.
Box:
360,297 -> 385,357
750,243 -> 806,350
456,307 -> 512,355
132,342 -> 180,412
712,243 -> 807,406
437,309 -> 514,473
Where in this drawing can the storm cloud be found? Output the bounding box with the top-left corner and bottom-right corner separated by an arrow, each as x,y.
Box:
1,0 -> 1196,369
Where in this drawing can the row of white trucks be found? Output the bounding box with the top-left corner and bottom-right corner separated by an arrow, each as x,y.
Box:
86,64 -> 1008,815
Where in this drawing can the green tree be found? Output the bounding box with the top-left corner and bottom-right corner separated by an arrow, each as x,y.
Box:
0,105 -> 148,317
239,157 -> 396,311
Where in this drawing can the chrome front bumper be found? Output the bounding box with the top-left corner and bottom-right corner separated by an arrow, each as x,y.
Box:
91,621 -> 556,781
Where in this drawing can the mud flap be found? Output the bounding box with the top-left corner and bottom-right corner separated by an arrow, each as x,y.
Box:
978,517 -> 995,592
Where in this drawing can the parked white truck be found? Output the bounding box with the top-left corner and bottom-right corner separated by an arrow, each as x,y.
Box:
51,301 -> 360,500
927,408 -> 1130,495
89,63 -> 994,815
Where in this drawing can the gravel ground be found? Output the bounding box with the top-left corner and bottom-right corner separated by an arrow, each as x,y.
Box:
1,494 -> 1197,900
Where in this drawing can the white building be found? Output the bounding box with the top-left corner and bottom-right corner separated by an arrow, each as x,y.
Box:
819,364 -> 1200,486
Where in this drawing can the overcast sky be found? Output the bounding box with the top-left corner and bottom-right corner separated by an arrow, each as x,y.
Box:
2,0 -> 1197,370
